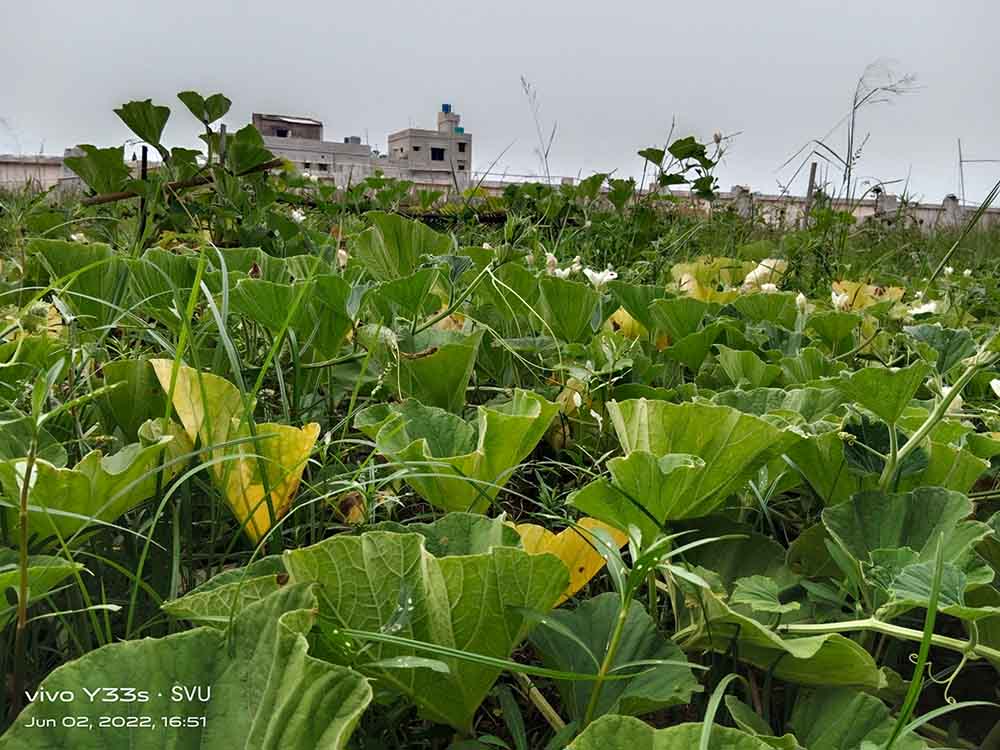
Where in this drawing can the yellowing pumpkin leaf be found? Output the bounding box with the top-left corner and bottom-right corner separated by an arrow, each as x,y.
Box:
221,421 -> 320,542
607,306 -> 646,339
151,360 -> 319,542
515,517 -> 628,605
832,280 -> 905,311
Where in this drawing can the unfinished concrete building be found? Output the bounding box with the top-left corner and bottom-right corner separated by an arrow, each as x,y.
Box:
386,104 -> 472,187
253,105 -> 471,190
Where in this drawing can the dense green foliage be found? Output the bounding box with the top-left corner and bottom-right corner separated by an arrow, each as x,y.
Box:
1,93 -> 1000,748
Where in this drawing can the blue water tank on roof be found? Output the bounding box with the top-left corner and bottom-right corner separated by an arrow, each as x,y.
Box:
442,103 -> 452,113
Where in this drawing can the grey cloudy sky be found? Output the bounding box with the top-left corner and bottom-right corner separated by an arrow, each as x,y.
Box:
3,0 -> 998,202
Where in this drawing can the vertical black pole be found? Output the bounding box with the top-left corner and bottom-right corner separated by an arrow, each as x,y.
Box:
137,145 -> 149,241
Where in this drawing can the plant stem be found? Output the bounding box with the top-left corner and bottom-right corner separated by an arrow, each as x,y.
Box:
776,618 -> 1000,663
412,262 -> 496,335
11,441 -> 38,719
879,360 -> 979,491
582,594 -> 631,728
512,672 -> 566,731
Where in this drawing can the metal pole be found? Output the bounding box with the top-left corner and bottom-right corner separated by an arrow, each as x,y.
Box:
802,161 -> 818,227
137,145 -> 149,241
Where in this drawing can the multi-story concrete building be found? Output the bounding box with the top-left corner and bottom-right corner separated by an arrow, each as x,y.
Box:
254,105 -> 471,190
386,104 -> 472,187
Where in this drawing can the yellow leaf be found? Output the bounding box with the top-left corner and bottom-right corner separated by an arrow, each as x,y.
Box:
221,422 -> 320,542
515,518 -> 628,605
150,360 -> 319,542
832,280 -> 905,311
607,307 -> 646,339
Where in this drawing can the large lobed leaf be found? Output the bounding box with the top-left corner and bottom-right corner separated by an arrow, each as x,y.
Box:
0,584 -> 371,749
284,529 -> 568,732
151,361 -> 319,542
354,390 -> 558,514
569,715 -> 773,749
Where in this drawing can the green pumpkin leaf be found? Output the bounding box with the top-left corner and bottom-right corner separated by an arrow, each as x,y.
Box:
28,239 -> 128,332
787,687 -> 927,750
808,311 -> 862,354
177,90 -> 231,125
648,297 -> 708,341
822,487 -> 991,568
284,530 -> 567,732
96,360 -> 167,441
835,362 -> 930,424
568,715 -> 774,749
371,512 -> 521,556
606,399 -> 801,508
355,390 -> 558,514
731,575 -> 801,614
679,588 -> 884,688
716,345 -> 782,388
608,281 -> 663,331
389,329 -> 483,412
63,144 -> 130,195
114,99 -> 171,159
904,323 -> 977,375
568,452 -> 706,540
538,277 -> 601,343
731,291 -> 800,330
353,211 -> 452,281
725,697 -> 804,749
883,560 -> 1000,622
529,592 -> 700,721
1,584 -> 372,749
712,387 -> 845,423
0,436 -> 175,548
0,549 -> 82,629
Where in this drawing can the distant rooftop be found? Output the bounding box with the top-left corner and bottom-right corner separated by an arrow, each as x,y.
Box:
257,114 -> 323,126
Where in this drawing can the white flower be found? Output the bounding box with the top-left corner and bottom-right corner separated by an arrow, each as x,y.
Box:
309,174 -> 319,183
760,283 -> 778,293
678,273 -> 698,294
991,379 -> 1000,398
302,170 -> 311,178
589,408 -> 604,431
336,248 -> 349,269
545,253 -> 558,275
914,290 -> 924,299
795,292 -> 808,312
571,391 -> 583,409
584,220 -> 592,229
944,266 -> 954,276
583,266 -> 618,290
740,258 -> 787,292
909,300 -> 939,316
941,385 -> 963,414
482,242 -> 493,249
70,232 -> 85,242
552,267 -> 573,279
290,208 -> 306,224
570,256 -> 583,273
963,268 -> 973,278
524,253 -> 534,266
831,290 -> 851,311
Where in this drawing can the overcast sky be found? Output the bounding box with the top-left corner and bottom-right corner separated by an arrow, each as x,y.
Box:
3,0 -> 998,202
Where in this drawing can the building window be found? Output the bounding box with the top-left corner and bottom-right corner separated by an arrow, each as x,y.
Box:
458,164 -> 466,171
458,142 -> 467,153
412,145 -> 421,152
302,162 -> 311,169
317,163 -> 329,171
431,147 -> 445,161
275,128 -> 289,137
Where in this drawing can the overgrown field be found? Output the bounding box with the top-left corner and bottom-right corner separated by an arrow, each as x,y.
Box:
1,94 -> 1000,749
